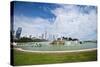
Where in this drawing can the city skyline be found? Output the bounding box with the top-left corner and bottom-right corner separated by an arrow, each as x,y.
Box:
13,1 -> 97,41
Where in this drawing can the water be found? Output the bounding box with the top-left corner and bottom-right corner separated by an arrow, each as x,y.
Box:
16,41 -> 97,51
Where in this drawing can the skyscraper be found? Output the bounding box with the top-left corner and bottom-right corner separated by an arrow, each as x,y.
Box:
16,27 -> 22,39
41,34 -> 44,39
44,31 -> 47,40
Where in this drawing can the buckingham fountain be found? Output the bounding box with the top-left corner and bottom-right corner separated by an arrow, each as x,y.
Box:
14,36 -> 97,52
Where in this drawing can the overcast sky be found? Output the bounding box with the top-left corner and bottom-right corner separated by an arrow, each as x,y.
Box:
13,1 -> 97,41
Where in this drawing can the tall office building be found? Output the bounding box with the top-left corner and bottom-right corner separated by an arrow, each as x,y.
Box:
29,35 -> 32,38
44,31 -> 47,40
16,27 -> 22,39
41,34 -> 44,39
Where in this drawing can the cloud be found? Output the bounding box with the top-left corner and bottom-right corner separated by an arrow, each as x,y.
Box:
50,5 -> 97,40
14,15 -> 50,37
14,4 -> 97,41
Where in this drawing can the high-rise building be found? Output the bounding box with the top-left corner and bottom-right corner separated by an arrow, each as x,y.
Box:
44,31 -> 47,40
41,34 -> 44,39
29,35 -> 32,38
16,27 -> 22,39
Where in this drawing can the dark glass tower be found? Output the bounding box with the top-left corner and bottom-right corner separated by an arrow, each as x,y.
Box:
16,27 -> 22,39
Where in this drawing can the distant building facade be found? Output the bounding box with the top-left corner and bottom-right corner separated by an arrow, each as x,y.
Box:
16,27 -> 22,39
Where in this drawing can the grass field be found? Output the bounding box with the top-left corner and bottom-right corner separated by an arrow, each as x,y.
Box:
13,49 -> 97,66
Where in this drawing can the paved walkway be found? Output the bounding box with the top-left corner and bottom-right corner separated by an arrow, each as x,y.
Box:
15,48 -> 97,53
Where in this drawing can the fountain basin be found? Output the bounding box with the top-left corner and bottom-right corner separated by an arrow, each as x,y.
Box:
15,41 -> 97,51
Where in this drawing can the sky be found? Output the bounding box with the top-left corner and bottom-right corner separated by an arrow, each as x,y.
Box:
12,1 -> 97,41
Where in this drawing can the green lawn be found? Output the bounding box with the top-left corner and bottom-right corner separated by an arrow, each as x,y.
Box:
13,49 -> 97,66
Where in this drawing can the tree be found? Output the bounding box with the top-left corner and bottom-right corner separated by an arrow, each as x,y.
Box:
68,37 -> 72,41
